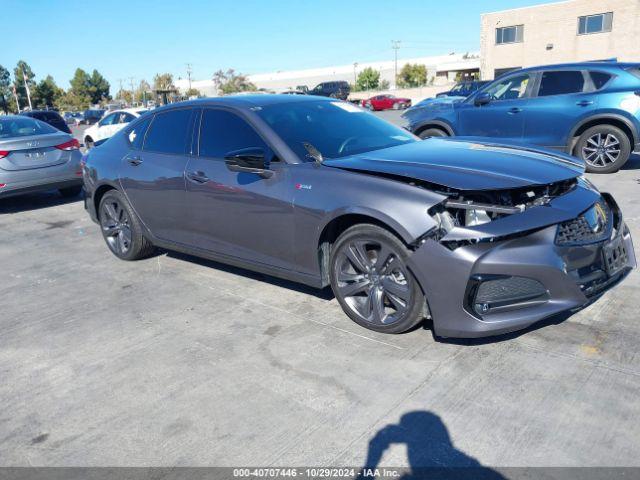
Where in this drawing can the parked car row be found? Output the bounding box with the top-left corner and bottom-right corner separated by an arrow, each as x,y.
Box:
402,62 -> 640,173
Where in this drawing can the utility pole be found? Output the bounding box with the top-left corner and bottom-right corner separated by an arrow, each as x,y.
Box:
127,76 -> 135,105
117,78 -> 124,101
353,62 -> 358,87
391,40 -> 401,89
186,63 -> 193,92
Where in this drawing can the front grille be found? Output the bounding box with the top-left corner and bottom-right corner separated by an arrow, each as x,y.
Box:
555,201 -> 611,246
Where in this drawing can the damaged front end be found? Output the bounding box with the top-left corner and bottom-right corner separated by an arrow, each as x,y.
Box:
407,177 -> 636,338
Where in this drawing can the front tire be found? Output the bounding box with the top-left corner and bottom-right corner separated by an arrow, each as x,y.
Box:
84,136 -> 95,150
576,125 -> 630,173
98,190 -> 155,261
329,224 -> 426,334
418,128 -> 448,139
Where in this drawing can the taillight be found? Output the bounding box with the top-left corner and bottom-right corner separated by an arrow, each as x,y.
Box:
55,139 -> 80,151
0,151 -> 8,159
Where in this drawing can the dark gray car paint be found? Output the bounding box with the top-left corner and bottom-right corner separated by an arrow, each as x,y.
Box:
83,95 -> 635,338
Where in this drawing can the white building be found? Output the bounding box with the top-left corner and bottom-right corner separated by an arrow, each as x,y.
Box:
175,52 -> 480,96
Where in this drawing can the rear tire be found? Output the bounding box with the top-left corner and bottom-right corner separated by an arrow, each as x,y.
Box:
418,128 -> 448,139
59,186 -> 82,198
576,125 -> 630,174
98,190 -> 155,261
329,224 -> 426,334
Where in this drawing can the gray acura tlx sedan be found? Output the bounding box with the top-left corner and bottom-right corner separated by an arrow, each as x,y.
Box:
0,115 -> 83,199
82,95 -> 636,338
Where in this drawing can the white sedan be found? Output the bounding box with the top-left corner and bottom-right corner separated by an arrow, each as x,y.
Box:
83,108 -> 148,149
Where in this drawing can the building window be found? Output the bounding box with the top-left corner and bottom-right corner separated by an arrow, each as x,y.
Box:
496,25 -> 523,44
578,12 -> 613,35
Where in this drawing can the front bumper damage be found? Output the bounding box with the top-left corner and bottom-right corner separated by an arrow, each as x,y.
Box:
407,188 -> 636,338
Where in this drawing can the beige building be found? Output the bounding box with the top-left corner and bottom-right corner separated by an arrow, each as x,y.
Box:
480,0 -> 640,79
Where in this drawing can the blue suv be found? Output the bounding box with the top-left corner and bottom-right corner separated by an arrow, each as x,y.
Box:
403,62 -> 640,173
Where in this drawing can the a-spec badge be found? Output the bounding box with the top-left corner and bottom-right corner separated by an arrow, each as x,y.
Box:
295,183 -> 312,190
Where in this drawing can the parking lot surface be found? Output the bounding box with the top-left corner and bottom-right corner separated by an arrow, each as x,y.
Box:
1,112 -> 639,468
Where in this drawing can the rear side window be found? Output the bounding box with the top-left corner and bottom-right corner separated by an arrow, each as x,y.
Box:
627,67 -> 640,80
198,109 -> 266,158
127,115 -> 152,149
537,71 -> 585,96
144,109 -> 193,154
589,71 -> 612,89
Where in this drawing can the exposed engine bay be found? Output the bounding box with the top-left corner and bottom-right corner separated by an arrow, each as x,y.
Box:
426,178 -> 579,245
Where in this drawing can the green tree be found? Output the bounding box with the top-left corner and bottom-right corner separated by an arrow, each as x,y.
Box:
213,69 -> 256,95
397,63 -> 428,88
153,73 -> 175,91
0,65 -> 11,113
88,70 -> 110,104
355,67 -> 380,92
13,60 -> 36,110
135,79 -> 151,103
185,87 -> 201,98
33,75 -> 63,108
69,68 -> 92,106
68,68 -> 110,107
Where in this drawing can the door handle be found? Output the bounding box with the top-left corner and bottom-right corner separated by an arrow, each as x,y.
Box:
127,156 -> 143,166
576,100 -> 593,106
187,171 -> 209,183
508,107 -> 523,114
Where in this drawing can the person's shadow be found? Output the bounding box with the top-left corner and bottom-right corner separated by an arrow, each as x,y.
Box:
359,411 -> 505,480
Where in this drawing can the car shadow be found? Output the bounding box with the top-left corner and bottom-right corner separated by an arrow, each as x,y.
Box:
165,250 -> 335,300
359,410 -> 506,479
0,190 -> 83,214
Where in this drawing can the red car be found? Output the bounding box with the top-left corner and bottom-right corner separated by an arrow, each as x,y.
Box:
361,94 -> 412,111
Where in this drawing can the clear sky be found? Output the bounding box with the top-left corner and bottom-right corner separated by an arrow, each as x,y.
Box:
3,0 -> 554,90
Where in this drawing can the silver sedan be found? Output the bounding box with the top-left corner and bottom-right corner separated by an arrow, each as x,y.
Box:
0,115 -> 83,199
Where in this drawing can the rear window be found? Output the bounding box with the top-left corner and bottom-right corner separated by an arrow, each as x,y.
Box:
0,117 -> 57,139
589,71 -> 613,89
143,108 -> 193,154
538,71 -> 585,96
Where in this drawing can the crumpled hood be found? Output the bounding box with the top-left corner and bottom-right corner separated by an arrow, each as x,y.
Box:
325,138 -> 584,191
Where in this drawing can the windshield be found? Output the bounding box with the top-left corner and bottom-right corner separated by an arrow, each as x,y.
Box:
0,117 -> 57,139
256,100 -> 416,160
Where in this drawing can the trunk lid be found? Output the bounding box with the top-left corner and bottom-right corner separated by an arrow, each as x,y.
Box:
0,132 -> 73,171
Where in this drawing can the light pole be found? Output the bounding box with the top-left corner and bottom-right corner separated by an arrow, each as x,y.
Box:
391,40 -> 401,89
353,62 -> 358,87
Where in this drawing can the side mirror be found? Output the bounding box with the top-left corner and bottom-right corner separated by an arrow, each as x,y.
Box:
474,92 -> 491,106
224,147 -> 273,178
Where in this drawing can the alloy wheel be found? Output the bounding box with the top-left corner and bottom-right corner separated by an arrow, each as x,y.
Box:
100,199 -> 132,255
335,240 -> 412,325
582,132 -> 621,168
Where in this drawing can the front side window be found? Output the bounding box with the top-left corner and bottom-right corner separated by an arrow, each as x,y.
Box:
483,74 -> 531,101
99,113 -> 118,127
198,109 -> 266,158
537,71 -> 585,96
496,25 -> 523,44
256,100 -> 416,160
578,12 -> 613,35
143,109 -> 193,154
